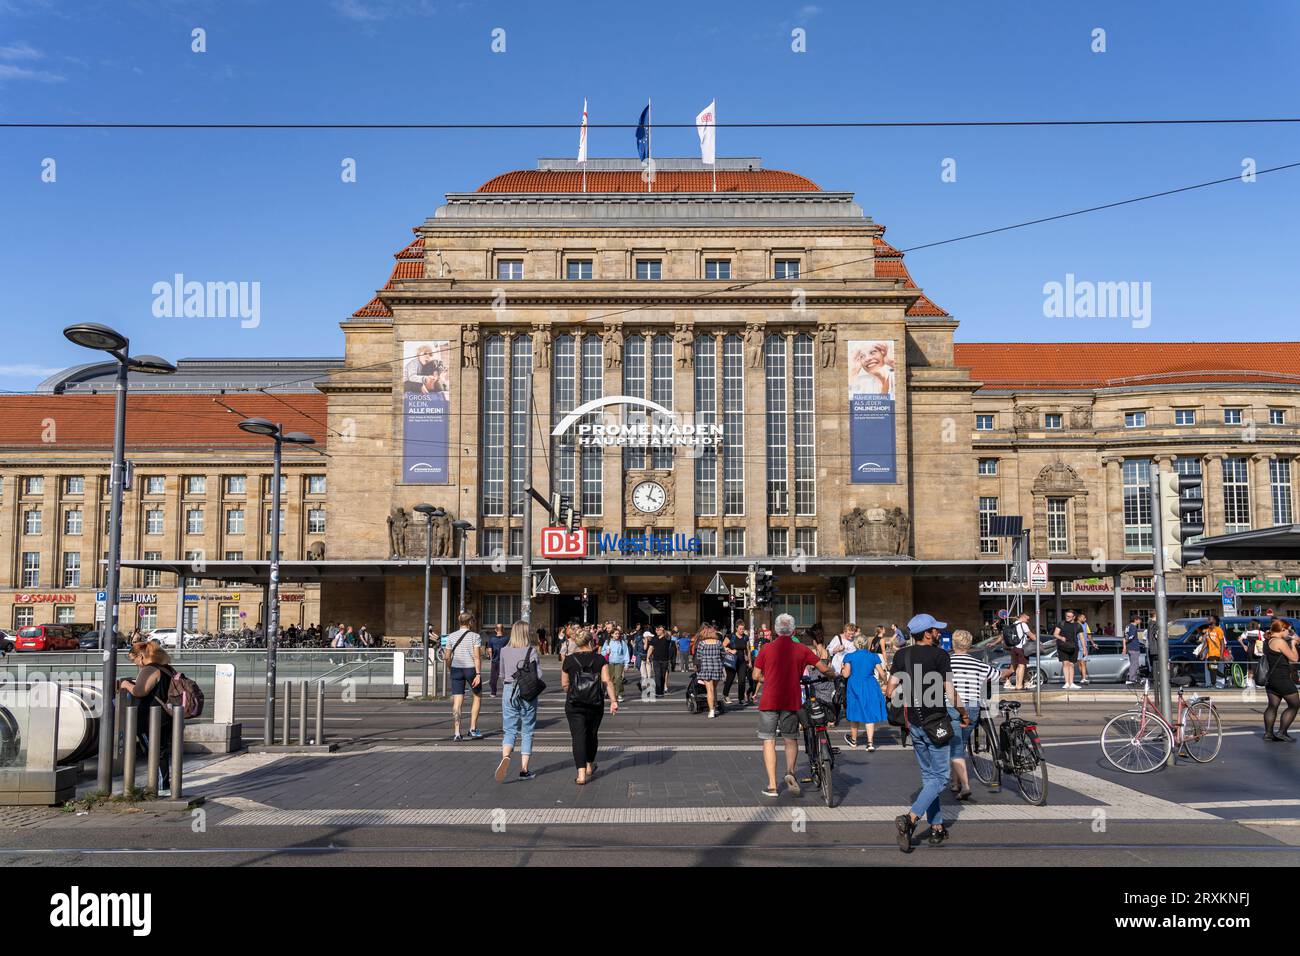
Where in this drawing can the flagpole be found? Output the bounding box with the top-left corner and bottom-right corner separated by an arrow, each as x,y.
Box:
647,97 -> 652,194
712,96 -> 717,193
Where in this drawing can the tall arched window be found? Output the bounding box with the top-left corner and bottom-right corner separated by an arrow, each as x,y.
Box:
792,333 -> 817,516
509,334 -> 532,517
721,334 -> 745,516
764,335 -> 788,515
694,335 -> 717,516
481,334 -> 506,516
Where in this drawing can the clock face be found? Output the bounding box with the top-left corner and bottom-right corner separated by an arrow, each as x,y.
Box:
632,480 -> 667,514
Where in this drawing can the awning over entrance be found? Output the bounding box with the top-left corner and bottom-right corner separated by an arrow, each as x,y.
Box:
1187,524 -> 1300,561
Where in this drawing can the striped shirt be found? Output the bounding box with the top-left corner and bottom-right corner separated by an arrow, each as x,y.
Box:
949,653 -> 996,710
442,628 -> 482,669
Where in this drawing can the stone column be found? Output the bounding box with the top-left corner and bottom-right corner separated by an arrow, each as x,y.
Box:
1202,453 -> 1227,537
1252,453 -> 1275,529
1100,457 -> 1123,561
673,325 -> 696,540
742,326 -> 767,559
602,328 -> 624,539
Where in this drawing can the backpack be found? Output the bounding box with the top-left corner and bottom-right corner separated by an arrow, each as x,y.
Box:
568,653 -> 604,706
163,666 -> 205,719
512,647 -> 546,703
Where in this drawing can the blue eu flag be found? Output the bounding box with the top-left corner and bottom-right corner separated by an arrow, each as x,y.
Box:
635,105 -> 650,162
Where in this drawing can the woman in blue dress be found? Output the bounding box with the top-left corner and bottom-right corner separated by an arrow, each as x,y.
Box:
840,635 -> 888,751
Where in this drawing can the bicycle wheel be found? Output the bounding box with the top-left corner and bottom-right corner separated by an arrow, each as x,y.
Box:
1010,731 -> 1049,806
1181,701 -> 1223,763
969,718 -> 998,786
1229,663 -> 1245,689
819,728 -> 836,771
1101,711 -> 1172,773
818,746 -> 835,808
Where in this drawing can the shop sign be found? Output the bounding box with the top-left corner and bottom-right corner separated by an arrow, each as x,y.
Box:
551,397 -> 721,449
14,593 -> 75,603
540,527 -> 703,559
120,593 -> 157,604
1216,578 -> 1300,594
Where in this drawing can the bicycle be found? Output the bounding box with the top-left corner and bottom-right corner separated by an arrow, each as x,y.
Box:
1100,678 -> 1222,773
798,676 -> 839,808
969,700 -> 1049,805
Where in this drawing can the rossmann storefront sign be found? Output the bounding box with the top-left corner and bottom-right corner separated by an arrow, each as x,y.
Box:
540,528 -> 702,559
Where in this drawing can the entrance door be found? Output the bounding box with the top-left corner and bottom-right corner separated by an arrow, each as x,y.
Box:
626,593 -> 670,633
698,594 -> 736,631
553,593 -> 598,628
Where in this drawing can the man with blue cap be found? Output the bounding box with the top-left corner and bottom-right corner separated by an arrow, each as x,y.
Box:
885,612 -> 970,852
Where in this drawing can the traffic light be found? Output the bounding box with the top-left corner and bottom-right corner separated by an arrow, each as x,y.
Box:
754,569 -> 778,607
1158,471 -> 1204,569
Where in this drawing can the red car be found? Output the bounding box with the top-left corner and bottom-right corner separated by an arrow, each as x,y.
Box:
14,625 -> 78,652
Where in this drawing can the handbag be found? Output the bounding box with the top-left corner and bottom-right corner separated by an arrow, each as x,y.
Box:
916,708 -> 955,747
512,647 -> 546,702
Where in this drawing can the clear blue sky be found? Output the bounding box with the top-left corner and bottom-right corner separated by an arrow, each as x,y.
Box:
1,0 -> 1297,389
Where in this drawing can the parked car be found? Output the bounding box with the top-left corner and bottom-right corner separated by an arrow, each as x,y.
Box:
146,628 -> 199,649
1165,615 -> 1300,686
0,629 -> 14,653
982,635 -> 1138,686
13,624 -> 79,652
78,628 -> 128,650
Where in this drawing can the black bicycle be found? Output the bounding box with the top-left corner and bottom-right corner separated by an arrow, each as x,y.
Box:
969,700 -> 1049,805
799,677 -> 840,808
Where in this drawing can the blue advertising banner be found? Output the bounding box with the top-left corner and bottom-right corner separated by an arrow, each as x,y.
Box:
847,340 -> 897,483
402,340 -> 451,484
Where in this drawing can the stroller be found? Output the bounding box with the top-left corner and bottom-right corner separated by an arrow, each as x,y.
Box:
685,673 -> 726,714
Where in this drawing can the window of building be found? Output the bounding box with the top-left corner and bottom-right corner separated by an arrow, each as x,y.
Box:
704,259 -> 731,280
1043,413 -> 1063,430
265,508 -> 285,534
225,475 -> 246,495
551,333 -> 604,520
226,509 -> 245,534
585,529 -> 602,557
64,509 -> 82,535
1175,409 -> 1196,426
765,335 -> 788,515
723,528 -> 745,556
1186,576 -> 1205,593
696,528 -> 717,557
56,606 -> 76,624
1046,498 -> 1069,554
481,593 -> 522,628
767,527 -> 789,557
1271,458 -> 1293,525
1123,458 -> 1153,552
1124,411 -> 1147,429
1133,575 -> 1154,590
64,475 -> 85,495
1223,456 -> 1251,534
509,334 -> 534,516
975,414 -> 994,431
795,527 -> 817,556
496,259 -> 523,280
722,335 -> 745,515
579,338 -> 603,516
774,258 -> 800,279
145,475 -> 165,495
186,508 -> 204,535
184,550 -> 204,588
224,550 -> 243,561
185,476 -> 206,495
220,606 -> 242,632
1223,408 -> 1243,425
1270,409 -> 1287,426
21,552 -> 39,587
481,334 -> 506,517
146,509 -> 164,535
978,458 -> 998,476
792,335 -> 817,516
14,607 -> 34,628
694,335 -> 717,516
979,497 -> 999,554
307,474 -> 327,494
142,552 -> 162,588
480,528 -> 504,558
308,508 -> 326,534
772,594 -> 816,628
566,259 -> 592,280
263,475 -> 287,497
1175,457 -> 1204,543
23,509 -> 41,535
506,527 -> 522,557
62,552 -> 81,587
635,259 -> 662,280
138,607 -> 158,633
23,476 -> 43,496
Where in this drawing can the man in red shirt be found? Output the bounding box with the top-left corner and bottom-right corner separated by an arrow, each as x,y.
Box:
752,612 -> 834,797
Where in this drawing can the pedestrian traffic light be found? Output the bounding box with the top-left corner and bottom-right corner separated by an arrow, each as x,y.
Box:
754,569 -> 778,607
1158,470 -> 1204,569
556,493 -> 574,528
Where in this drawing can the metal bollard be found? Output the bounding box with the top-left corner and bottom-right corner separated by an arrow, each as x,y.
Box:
170,709 -> 185,799
297,680 -> 307,746
146,706 -> 162,795
281,681 -> 292,746
112,690 -> 126,775
313,680 -> 324,746
121,705 -> 138,795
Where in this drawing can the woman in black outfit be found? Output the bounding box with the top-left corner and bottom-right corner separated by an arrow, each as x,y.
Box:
1261,620 -> 1300,742
560,628 -> 619,785
118,640 -> 175,792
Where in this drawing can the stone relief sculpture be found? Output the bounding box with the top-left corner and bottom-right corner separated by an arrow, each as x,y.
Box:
1069,406 -> 1093,429
535,328 -> 552,371
387,506 -> 411,559
391,508 -> 458,558
1012,404 -> 1038,430
817,325 -> 836,368
674,326 -> 693,369
604,327 -> 623,369
744,325 -> 764,369
461,326 -> 479,368
841,506 -> 910,556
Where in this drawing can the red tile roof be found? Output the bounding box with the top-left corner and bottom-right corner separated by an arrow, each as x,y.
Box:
956,343 -> 1300,390
385,259 -> 424,285
394,237 -> 424,260
351,296 -> 393,318
0,394 -> 329,449
476,169 -> 820,193
872,233 -> 951,317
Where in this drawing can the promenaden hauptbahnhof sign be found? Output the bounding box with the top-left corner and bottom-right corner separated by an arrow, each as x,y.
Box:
551,396 -> 722,448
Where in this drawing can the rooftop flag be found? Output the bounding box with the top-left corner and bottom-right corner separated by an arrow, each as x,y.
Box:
695,99 -> 716,165
577,98 -> 588,164
635,103 -> 650,163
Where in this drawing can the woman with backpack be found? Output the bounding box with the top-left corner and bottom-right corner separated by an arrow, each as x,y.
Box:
560,628 -> 619,785
496,621 -> 544,782
118,640 -> 175,795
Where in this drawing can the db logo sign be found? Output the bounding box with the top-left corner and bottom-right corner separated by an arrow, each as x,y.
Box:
540,527 -> 587,559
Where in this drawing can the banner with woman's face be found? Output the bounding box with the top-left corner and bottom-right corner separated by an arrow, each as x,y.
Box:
847,339 -> 897,483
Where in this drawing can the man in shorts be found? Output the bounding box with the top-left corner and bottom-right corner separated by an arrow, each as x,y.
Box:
752,612 -> 834,798
442,611 -> 483,740
1005,612 -> 1032,689
1053,609 -> 1082,690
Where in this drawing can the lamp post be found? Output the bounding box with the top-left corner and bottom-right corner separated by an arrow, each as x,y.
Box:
413,504 -> 445,698
63,323 -> 175,795
452,520 -> 473,613
237,418 -> 315,743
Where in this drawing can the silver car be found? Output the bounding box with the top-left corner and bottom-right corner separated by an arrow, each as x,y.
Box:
980,636 -> 1139,686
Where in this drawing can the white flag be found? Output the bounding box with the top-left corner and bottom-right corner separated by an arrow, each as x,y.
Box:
695,99 -> 716,165
577,98 -> 588,163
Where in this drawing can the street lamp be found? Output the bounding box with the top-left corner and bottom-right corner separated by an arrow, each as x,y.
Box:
452,520 -> 473,613
237,417 -> 315,743
413,503 -> 445,698
63,323 -> 175,795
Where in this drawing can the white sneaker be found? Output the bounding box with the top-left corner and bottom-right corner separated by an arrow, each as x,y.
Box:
708,710 -> 717,719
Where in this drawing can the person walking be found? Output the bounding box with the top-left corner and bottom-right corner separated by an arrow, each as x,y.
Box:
442,611 -> 483,740
1076,613 -> 1095,684
840,633 -> 888,750
752,613 -> 833,797
1241,619 -> 1265,689
676,629 -> 694,675
948,629 -> 998,801
561,629 -> 619,784
1002,612 -> 1032,690
1123,614 -> 1145,685
694,624 -> 726,718
1261,620 -> 1299,742
496,621 -> 543,782
1053,610 -> 1082,689
637,630 -> 655,700
1197,615 -> 1227,688
722,624 -> 750,705
886,613 -> 969,852
602,628 -> 631,702
748,625 -> 772,705
487,623 -> 511,698
649,627 -> 674,698
118,640 -> 175,794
